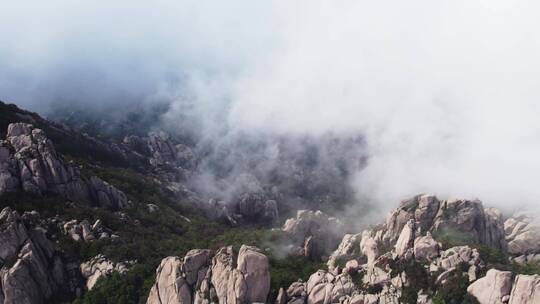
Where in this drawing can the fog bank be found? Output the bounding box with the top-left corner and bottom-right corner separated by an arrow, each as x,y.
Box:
2,0 -> 540,212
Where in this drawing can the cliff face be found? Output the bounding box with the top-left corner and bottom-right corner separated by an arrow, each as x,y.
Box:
146,246 -> 270,304
0,207 -> 81,304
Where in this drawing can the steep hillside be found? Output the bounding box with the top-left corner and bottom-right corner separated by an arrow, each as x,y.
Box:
0,103 -> 333,303
2,103 -> 540,304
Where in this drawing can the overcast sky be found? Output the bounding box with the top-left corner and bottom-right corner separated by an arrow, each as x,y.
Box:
1,0 -> 540,210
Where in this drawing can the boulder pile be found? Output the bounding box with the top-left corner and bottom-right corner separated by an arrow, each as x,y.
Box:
80,254 -> 134,290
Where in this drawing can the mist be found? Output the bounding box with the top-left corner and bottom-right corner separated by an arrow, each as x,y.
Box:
2,0 -> 540,213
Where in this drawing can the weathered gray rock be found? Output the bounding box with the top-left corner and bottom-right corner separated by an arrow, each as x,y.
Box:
304,270 -> 356,304
0,123 -> 128,210
88,176 -> 128,209
431,199 -> 506,251
360,231 -> 379,266
435,246 -> 482,272
394,219 -> 415,258
147,256 -> 192,304
147,245 -> 270,304
287,281 -> 307,303
467,269 -> 513,304
283,210 -> 344,259
0,207 -> 80,304
413,233 -> 439,261
80,255 -> 133,290
381,194 -> 506,252
237,245 -> 271,303
327,233 -> 362,270
508,274 -> 540,304
505,212 -> 540,257
62,218 -> 113,242
0,142 -> 19,193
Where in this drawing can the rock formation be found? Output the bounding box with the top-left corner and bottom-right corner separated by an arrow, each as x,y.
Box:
63,218 -> 117,242
467,269 -> 540,304
282,210 -> 344,260
0,207 -> 81,303
0,123 -> 128,209
504,212 -> 540,263
80,254 -> 134,290
276,194 -> 511,303
146,245 -> 270,304
467,269 -> 513,304
380,194 -> 506,252
508,274 -> 540,304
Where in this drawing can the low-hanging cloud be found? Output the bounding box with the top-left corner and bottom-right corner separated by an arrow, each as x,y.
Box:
227,0 -> 540,212
1,0 -> 540,213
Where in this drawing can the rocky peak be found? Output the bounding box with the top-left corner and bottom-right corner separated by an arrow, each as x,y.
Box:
381,194 -> 506,252
146,245 -> 270,304
0,122 -> 128,209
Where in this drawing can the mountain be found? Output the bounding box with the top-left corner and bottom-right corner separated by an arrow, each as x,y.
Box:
1,101 -> 540,304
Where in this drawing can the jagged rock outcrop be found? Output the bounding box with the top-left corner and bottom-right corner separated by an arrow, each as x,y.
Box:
327,194 -> 505,271
282,210 -> 344,259
432,245 -> 482,273
0,207 -> 81,303
80,254 -> 134,290
0,123 -> 128,209
146,245 -> 270,304
382,194 -> 506,251
289,194 -> 513,304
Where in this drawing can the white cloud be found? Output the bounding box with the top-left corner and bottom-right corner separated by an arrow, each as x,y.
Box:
2,0 -> 540,211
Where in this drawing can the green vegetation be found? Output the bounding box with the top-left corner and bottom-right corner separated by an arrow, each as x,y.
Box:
392,259 -> 431,304
73,264 -> 155,304
431,268 -> 479,304
1,162 -> 326,303
333,257 -> 349,269
269,256 -> 326,300
433,228 -> 476,248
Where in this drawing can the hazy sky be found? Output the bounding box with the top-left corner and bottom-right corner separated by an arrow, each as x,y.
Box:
1,0 -> 540,210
